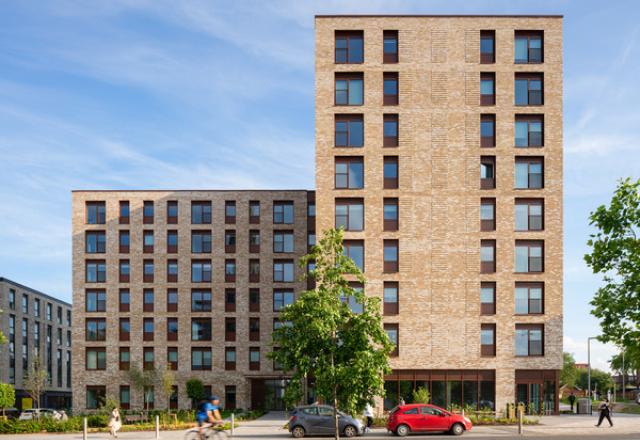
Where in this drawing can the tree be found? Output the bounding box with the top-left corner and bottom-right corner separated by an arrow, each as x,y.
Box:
585,178 -> 640,353
186,378 -> 205,409
128,367 -> 157,412
561,352 -> 578,388
161,364 -> 176,412
610,345 -> 640,389
0,383 -> 16,417
271,228 -> 393,440
23,356 -> 48,412
412,387 -> 430,404
576,368 -> 614,396
0,309 -> 6,344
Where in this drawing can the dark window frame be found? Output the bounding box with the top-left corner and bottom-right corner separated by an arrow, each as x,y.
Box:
480,323 -> 496,356
480,239 -> 496,273
383,72 -> 399,106
515,115 -> 544,147
383,198 -> 399,231
383,156 -> 399,189
335,198 -> 364,231
167,201 -> 178,224
335,114 -> 364,147
383,113 -> 399,146
480,282 -> 496,315
515,323 -> 545,356
335,72 -> 364,106
383,30 -> 399,63
385,323 -> 399,357
335,30 -> 364,64
335,156 -> 364,189
515,198 -> 544,231
191,201 -> 212,225
480,72 -> 496,106
383,281 -> 399,315
480,114 -> 496,148
515,282 -> 545,315
480,198 -> 496,231
480,30 -> 495,63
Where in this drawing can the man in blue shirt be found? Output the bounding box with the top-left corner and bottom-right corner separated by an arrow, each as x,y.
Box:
196,396 -> 222,438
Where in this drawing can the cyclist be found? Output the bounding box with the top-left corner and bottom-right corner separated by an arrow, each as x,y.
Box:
196,395 -> 223,439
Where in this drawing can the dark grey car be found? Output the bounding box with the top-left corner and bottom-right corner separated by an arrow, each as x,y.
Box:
288,405 -> 365,438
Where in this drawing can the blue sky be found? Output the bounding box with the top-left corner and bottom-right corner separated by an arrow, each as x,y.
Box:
0,0 -> 638,371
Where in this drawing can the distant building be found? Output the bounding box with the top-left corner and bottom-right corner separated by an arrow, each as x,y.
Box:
0,277 -> 72,410
575,363 -> 589,370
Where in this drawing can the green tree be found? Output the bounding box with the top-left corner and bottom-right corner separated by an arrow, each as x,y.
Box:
23,356 -> 48,412
161,363 -> 176,412
610,345 -> 640,389
412,387 -> 430,404
0,383 -> 16,417
186,378 -> 205,409
0,309 -> 6,344
576,368 -> 614,396
585,178 -> 640,352
128,367 -> 157,411
561,352 -> 578,387
270,228 -> 393,440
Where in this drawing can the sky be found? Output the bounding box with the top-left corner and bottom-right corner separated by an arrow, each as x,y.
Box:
0,0 -> 638,372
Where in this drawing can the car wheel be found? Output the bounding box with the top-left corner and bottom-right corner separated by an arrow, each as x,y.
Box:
291,426 -> 305,438
396,424 -> 410,437
450,423 -> 464,436
343,425 -> 358,438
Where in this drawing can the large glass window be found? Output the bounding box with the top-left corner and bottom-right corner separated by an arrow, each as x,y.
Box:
383,30 -> 398,63
335,115 -> 364,147
335,157 -> 364,189
515,324 -> 544,356
86,260 -> 106,283
515,74 -> 543,106
191,318 -> 212,341
273,260 -> 294,282
515,240 -> 544,273
343,240 -> 364,271
273,202 -> 294,224
191,290 -> 212,312
86,202 -> 106,224
515,31 -> 543,64
86,348 -> 106,370
86,231 -> 106,253
192,348 -> 212,370
273,290 -> 294,311
191,201 -> 212,224
515,282 -> 544,314
335,73 -> 364,105
515,116 -> 543,147
335,31 -> 363,63
515,199 -> 544,230
480,30 -> 495,63
191,231 -> 212,253
273,231 -> 295,253
335,199 -> 364,231
191,260 -> 212,282
515,158 -> 543,189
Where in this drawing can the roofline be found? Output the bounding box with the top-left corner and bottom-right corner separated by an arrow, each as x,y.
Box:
0,277 -> 72,307
315,14 -> 563,18
72,189 -> 314,193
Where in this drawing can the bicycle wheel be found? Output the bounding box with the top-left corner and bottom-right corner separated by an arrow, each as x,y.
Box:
210,430 -> 229,440
183,429 -> 202,440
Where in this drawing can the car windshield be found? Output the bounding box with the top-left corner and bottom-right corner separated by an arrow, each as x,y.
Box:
389,406 -> 400,414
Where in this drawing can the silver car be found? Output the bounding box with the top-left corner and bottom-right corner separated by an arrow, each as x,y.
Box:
288,405 -> 365,438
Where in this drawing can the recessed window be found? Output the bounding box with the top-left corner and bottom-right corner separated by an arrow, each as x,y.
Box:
273,289 -> 294,311
515,73 -> 543,106
143,201 -> 154,224
249,259 -> 260,283
249,347 -> 260,371
86,202 -> 106,225
249,230 -> 260,253
225,230 -> 236,253
225,201 -> 236,224
192,348 -> 212,370
119,259 -> 130,283
308,202 -> 316,217
515,324 -> 544,356
192,318 -> 212,341
480,73 -> 495,106
383,281 -> 399,315
119,230 -> 130,253
480,282 -> 496,315
86,231 -> 106,253
481,324 -> 496,356
225,347 -> 236,371
515,199 -> 544,231
383,239 -> 399,273
384,323 -> 399,356
86,290 -> 106,313
143,230 -> 154,253
480,30 -> 495,63
249,318 -> 260,342
225,259 -> 236,282
191,201 -> 212,224
143,318 -> 154,342
273,260 -> 294,282
191,260 -> 212,282
167,201 -> 178,224
335,73 -> 364,106
85,318 -> 106,341
480,198 -> 496,231
143,259 -> 154,283
383,72 -> 399,106
119,318 -> 130,341
383,30 -> 398,63
480,156 -> 496,189
480,240 -> 496,273
383,156 -> 399,189
481,114 -> 496,148
167,259 -> 178,282
167,230 -> 178,253
249,201 -> 260,223
167,317 -> 178,341
143,289 -> 154,312
343,240 -> 364,271
167,347 -> 178,370
119,201 -> 129,224
191,231 -> 212,253
515,31 -> 543,64
86,386 -> 106,409
335,31 -> 363,64
335,114 -> 364,147
167,289 -> 178,312
335,157 -> 364,189
515,282 -> 544,314
191,289 -> 212,312
515,240 -> 544,273
335,198 -> 364,231
225,288 -> 236,312
274,231 -> 294,253
515,115 -> 544,147
515,157 -> 544,189
86,260 -> 106,283
119,289 -> 130,312
119,348 -> 130,371
383,198 -> 399,231
273,201 -> 294,224
383,114 -> 399,147
86,348 -> 106,370
249,288 -> 260,312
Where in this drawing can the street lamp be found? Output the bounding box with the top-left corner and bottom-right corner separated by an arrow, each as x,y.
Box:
588,336 -> 599,405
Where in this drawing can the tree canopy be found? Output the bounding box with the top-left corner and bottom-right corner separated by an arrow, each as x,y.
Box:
561,352 -> 578,388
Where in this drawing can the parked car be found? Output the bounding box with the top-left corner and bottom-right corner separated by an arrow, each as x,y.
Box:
288,404 -> 365,438
386,403 -> 472,436
18,408 -> 60,420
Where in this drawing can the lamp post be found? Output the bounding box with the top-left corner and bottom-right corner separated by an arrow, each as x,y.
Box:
622,349 -> 626,401
588,336 -> 599,404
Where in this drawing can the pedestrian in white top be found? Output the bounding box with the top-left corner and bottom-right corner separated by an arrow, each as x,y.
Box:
108,407 -> 122,438
364,403 -> 374,432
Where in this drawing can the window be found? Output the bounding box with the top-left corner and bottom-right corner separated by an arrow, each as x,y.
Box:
273,260 -> 294,282
57,306 -> 62,324
480,198 -> 496,231
225,385 -> 237,410
144,289 -> 155,313
383,198 -> 399,231
481,114 -> 496,147
343,240 -> 364,271
480,73 -> 495,106
515,240 -> 544,273
192,231 -> 212,253
191,290 -> 212,312
249,259 -> 260,283
383,72 -> 399,106
86,386 -> 105,409
335,114 -> 364,147
119,230 -> 130,253
383,156 -> 398,189
120,385 -> 130,410
167,259 -> 178,282
480,282 -> 496,315
167,317 -> 178,341
67,309 -> 71,326
225,201 -> 236,224
143,318 -> 154,341
249,230 -> 260,253
143,201 -> 154,224
383,114 -> 399,147
249,288 -> 260,312
273,289 -> 294,311
86,347 -> 106,370
515,157 -> 543,189
249,201 -> 260,223
515,199 -> 544,231
86,201 -> 106,224
143,386 -> 154,408
341,284 -> 364,315
143,230 -> 154,253
86,231 -> 106,253
481,324 -> 496,356
515,324 -> 544,356
220,288 -> 234,312
515,115 -> 544,147
85,290 -> 107,312
192,318 -> 211,341
192,260 -> 212,282
85,318 -> 106,341
515,282 -> 544,314
119,201 -> 129,224
383,239 -> 399,273
308,233 -> 316,249
480,156 -> 496,189
308,201 -> 316,216
171,385 -> 179,411
515,73 -> 543,106
119,318 -> 130,341
167,289 -> 178,312
249,317 -> 260,341
225,317 -> 236,341
119,289 -> 130,312
143,347 -> 154,370
225,230 -> 236,253
167,230 -> 178,253
143,259 -> 154,283
335,198 -> 364,231
119,347 -> 130,370
119,259 -> 130,283
335,157 -> 364,189
335,73 -> 364,106
273,201 -> 294,224
383,30 -> 398,63
191,201 -> 212,224
480,30 -> 495,63
66,330 -> 71,348
167,200 -> 178,224
383,281 -> 399,315
225,347 -> 236,370
21,295 -> 28,314
167,347 -> 178,370
46,303 -> 52,320
34,298 -> 40,317
191,347 -> 213,371
249,347 -> 260,371
480,240 -> 496,273
274,231 -> 294,253
385,323 -> 399,356
335,30 -> 363,63
515,31 -> 543,64
86,260 -> 106,283
9,289 -> 15,310
225,259 -> 236,282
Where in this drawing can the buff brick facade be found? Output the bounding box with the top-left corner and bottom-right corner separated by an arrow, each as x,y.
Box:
315,15 -> 563,414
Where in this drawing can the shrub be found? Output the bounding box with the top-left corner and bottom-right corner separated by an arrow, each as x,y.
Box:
412,387 -> 430,404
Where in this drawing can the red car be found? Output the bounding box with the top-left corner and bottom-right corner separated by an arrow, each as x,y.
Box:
386,403 -> 472,436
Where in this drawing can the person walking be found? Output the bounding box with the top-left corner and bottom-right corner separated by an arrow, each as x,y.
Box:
595,398 -> 613,427
568,392 -> 576,413
363,403 -> 374,432
108,407 -> 122,438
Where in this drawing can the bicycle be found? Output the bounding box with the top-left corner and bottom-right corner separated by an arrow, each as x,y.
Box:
184,420 -> 229,440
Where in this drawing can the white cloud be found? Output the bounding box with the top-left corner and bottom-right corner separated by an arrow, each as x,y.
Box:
564,335 -> 618,373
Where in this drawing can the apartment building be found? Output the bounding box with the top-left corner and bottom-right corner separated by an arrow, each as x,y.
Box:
71,191 -> 315,412
0,278 -> 73,410
315,15 -> 563,414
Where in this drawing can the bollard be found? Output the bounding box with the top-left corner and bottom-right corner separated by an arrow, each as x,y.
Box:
231,412 -> 235,436
155,414 -> 160,439
83,417 -> 87,440
517,408 -> 523,435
